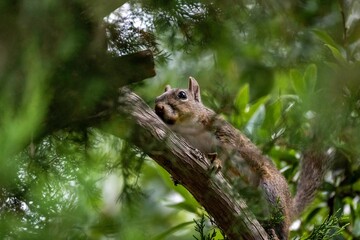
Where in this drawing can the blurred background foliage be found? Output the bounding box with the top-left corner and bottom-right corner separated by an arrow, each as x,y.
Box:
1,0 -> 360,239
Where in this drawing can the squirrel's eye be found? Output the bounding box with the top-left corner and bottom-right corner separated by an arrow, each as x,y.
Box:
177,91 -> 187,100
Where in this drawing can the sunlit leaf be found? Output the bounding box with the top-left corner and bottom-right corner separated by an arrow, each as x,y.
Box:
234,84 -> 250,113
245,104 -> 266,135
166,201 -> 199,214
353,218 -> 360,237
151,221 -> 193,240
154,164 -> 201,210
290,69 -> 305,96
324,44 -> 347,62
246,95 -> 270,118
262,98 -> 282,131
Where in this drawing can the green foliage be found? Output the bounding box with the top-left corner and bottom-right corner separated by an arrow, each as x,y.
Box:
152,221 -> 194,240
290,64 -> 317,98
1,0 -> 360,239
193,215 -> 218,240
263,198 -> 286,232
302,211 -> 349,240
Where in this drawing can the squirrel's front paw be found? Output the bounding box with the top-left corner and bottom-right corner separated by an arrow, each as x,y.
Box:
171,176 -> 181,186
207,153 -> 222,174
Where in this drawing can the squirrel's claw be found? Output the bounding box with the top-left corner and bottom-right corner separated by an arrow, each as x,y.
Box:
207,152 -> 222,174
171,176 -> 181,186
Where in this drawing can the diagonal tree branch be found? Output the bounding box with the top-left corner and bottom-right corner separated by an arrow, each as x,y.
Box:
39,50 -> 155,140
112,87 -> 270,240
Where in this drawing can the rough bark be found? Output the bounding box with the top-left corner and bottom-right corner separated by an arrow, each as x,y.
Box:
113,87 -> 270,240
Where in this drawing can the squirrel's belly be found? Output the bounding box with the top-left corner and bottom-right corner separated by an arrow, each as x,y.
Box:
169,125 -> 218,153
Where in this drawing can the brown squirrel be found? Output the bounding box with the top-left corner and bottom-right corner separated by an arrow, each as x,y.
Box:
154,77 -> 327,239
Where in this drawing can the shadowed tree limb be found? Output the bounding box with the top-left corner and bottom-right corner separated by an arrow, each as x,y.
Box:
40,50 -> 155,139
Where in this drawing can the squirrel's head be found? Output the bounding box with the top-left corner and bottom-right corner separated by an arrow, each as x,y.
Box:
155,76 -> 203,125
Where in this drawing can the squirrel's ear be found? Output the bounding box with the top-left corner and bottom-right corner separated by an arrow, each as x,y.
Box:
165,85 -> 171,92
188,76 -> 201,102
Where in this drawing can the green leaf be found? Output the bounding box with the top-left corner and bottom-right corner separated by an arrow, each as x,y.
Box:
313,29 -> 347,62
290,69 -> 306,95
234,84 -> 249,113
322,182 -> 336,191
312,29 -> 339,48
151,221 -> 194,240
305,207 -> 323,223
324,44 -> 346,62
303,64 -> 317,93
246,95 -> 270,118
166,201 -> 199,214
153,164 -> 199,205
245,104 -> 266,135
352,179 -> 360,191
353,218 -> 360,237
263,98 -> 282,131
240,95 -> 270,137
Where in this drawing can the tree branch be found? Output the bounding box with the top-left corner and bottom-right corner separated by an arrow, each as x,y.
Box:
41,50 -> 155,138
113,88 -> 269,240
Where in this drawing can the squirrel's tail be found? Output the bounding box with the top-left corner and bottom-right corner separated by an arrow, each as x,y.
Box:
292,150 -> 330,218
